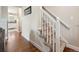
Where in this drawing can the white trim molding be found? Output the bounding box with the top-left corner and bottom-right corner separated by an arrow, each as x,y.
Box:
66,43 -> 79,51
30,40 -> 42,51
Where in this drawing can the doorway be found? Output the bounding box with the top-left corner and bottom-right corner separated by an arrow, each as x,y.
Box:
8,6 -> 22,35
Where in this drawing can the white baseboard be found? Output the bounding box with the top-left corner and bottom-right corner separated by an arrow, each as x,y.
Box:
66,43 -> 79,51
22,34 -> 30,41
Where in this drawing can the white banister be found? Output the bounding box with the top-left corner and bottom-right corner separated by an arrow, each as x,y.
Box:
40,6 -> 70,52
41,6 -> 70,30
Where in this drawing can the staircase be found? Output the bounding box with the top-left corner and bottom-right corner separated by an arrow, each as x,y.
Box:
38,6 -> 70,52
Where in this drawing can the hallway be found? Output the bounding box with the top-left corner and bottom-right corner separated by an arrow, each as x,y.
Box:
6,31 -> 40,52
1,6 -> 79,52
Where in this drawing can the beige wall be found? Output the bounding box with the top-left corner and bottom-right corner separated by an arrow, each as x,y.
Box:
45,6 -> 79,47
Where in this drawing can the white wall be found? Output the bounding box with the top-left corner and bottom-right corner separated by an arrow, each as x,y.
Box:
22,6 -> 41,41
0,6 -> 8,39
45,6 -> 79,47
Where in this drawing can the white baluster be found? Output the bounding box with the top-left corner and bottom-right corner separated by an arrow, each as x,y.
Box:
47,16 -> 49,43
49,21 -> 51,45
56,20 -> 60,52
53,21 -> 55,52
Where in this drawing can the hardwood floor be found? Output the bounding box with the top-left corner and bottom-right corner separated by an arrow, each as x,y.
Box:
5,31 -> 78,52
6,31 -> 40,52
